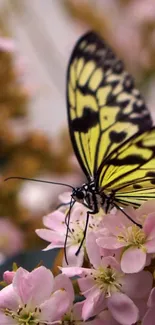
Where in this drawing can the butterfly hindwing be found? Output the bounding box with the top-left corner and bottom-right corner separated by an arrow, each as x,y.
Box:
67,31 -> 152,182
98,127 -> 155,207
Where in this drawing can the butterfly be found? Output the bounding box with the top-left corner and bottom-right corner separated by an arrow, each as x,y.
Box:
66,30 -> 155,245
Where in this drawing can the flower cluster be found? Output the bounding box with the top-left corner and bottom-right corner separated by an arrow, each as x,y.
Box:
2,195 -> 155,325
0,266 -> 75,325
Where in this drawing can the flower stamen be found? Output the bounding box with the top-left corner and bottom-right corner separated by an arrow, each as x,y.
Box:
117,225 -> 146,249
91,265 -> 123,298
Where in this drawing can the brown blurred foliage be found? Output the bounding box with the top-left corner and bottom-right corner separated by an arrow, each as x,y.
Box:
0,27 -> 79,252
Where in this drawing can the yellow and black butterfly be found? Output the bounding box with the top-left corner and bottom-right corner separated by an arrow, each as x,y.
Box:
67,31 -> 155,240
5,31 -> 155,254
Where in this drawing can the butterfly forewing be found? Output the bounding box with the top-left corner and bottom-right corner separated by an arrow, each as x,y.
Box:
67,31 -> 155,212
67,31 -> 152,182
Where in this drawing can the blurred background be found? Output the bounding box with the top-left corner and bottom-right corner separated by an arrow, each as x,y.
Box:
0,0 -> 155,271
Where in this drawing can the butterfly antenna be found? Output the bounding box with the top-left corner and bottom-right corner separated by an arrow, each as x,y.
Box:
64,198 -> 75,264
4,176 -> 74,190
56,202 -> 71,210
114,203 -> 142,228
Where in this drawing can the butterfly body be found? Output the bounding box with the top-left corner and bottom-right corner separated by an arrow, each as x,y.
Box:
67,31 -> 155,223
72,181 -> 114,214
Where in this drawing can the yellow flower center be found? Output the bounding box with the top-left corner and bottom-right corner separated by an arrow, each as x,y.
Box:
3,305 -> 61,325
92,265 -> 123,297
117,225 -> 146,250
4,305 -> 40,324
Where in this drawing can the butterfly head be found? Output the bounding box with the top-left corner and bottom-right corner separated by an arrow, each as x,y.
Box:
71,182 -> 99,212
71,185 -> 86,204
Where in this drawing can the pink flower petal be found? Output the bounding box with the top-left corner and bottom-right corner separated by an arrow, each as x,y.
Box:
62,245 -> 84,266
123,206 -> 138,221
121,271 -> 153,299
53,274 -> 74,303
13,266 -> 54,306
137,200 -> 155,218
0,312 -> 15,325
143,213 -> 155,237
3,271 -> 15,284
107,292 -> 139,325
43,242 -> 64,250
40,290 -> 70,321
35,229 -> 65,244
71,205 -> 87,223
142,307 -> 155,325
96,310 -> 121,325
43,211 -> 66,232
86,232 -> 102,268
101,256 -> 121,272
103,210 -> 132,235
0,284 -> 18,310
97,236 -> 125,249
60,266 -> 90,277
145,238 -> 155,253
121,247 -> 146,273
78,278 -> 96,297
73,301 -> 83,320
82,287 -> 106,320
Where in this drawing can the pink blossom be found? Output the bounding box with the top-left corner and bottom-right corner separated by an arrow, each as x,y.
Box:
66,301 -> 120,325
60,299 -> 119,325
3,271 -> 15,284
50,276 -> 87,325
0,218 -> 24,258
0,266 -> 72,325
61,240 -> 152,325
36,193 -> 103,266
60,298 -> 85,324
97,201 -> 155,273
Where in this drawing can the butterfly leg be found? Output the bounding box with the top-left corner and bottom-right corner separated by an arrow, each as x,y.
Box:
114,202 -> 142,228
64,199 -> 75,263
75,205 -> 99,256
105,192 -> 115,213
105,192 -> 142,228
75,210 -> 90,256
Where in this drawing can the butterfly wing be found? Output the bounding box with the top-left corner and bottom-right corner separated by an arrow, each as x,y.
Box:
67,31 -> 152,181
98,127 -> 155,207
